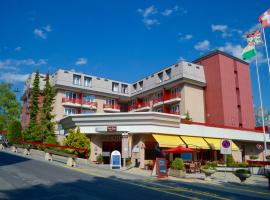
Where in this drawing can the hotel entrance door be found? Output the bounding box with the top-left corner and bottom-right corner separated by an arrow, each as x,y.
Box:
102,141 -> 122,164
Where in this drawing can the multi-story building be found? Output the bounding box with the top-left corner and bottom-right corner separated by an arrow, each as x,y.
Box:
21,50 -> 270,167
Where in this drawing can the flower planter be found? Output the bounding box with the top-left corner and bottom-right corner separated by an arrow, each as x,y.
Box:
249,167 -> 265,175
234,173 -> 251,182
169,169 -> 186,178
201,168 -> 216,177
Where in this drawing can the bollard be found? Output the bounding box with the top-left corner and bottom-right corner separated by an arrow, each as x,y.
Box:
11,146 -> 17,153
0,144 -> 4,150
23,149 -> 30,156
45,152 -> 52,161
67,157 -> 76,167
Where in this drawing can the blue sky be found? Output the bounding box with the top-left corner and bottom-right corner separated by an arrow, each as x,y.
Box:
0,0 -> 270,109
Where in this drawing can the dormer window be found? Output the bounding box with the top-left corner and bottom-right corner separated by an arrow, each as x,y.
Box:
84,77 -> 92,87
165,68 -> 171,80
139,81 -> 143,90
73,75 -> 81,85
112,82 -> 119,92
158,72 -> 163,83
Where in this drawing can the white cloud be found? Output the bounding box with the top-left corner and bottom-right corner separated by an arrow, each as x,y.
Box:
75,57 -> 88,66
34,25 -> 52,39
194,40 -> 210,51
138,6 -> 159,28
218,43 -> 243,59
0,72 -> 29,83
211,24 -> 228,32
179,33 -> 193,41
161,9 -> 173,16
211,24 -> 242,38
0,58 -> 47,71
14,46 -> 22,52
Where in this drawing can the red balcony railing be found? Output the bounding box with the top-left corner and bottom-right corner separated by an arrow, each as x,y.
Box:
62,97 -> 81,104
103,104 -> 120,110
164,92 -> 181,101
128,102 -> 150,111
62,98 -> 97,108
153,97 -> 163,104
169,111 -> 180,115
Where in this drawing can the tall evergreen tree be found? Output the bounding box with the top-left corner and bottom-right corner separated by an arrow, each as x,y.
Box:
40,73 -> 56,142
25,71 -> 41,141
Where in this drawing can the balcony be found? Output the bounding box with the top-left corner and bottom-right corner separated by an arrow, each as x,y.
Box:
62,98 -> 97,109
103,104 -> 121,112
169,111 -> 180,116
129,102 -> 151,112
153,92 -> 181,107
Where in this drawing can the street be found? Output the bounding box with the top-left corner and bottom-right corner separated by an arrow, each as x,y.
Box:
0,151 -> 270,200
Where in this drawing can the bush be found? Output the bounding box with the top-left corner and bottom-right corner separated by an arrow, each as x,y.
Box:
201,162 -> 217,170
249,155 -> 258,160
234,169 -> 251,174
266,155 -> 270,160
7,121 -> 22,144
226,155 -> 235,166
171,158 -> 184,170
96,154 -> 103,163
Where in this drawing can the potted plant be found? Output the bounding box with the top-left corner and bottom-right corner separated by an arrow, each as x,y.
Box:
201,162 -> 216,179
181,111 -> 192,124
249,155 -> 259,160
234,169 -> 251,183
169,158 -> 186,178
96,154 -> 103,164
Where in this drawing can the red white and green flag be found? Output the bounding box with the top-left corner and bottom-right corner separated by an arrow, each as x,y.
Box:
242,42 -> 256,60
246,30 -> 262,45
258,8 -> 270,28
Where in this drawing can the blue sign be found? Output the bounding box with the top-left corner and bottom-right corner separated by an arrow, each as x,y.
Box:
110,150 -> 121,169
181,153 -> 192,161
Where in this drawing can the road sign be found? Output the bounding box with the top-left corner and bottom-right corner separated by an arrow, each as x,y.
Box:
220,139 -> 232,154
110,150 -> 121,169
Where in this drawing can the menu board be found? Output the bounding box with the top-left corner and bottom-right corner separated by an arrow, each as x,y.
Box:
151,158 -> 168,178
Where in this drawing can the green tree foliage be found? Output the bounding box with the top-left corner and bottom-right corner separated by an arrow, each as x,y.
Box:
7,120 -> 22,144
40,73 -> 56,141
64,127 -> 90,149
0,83 -> 21,131
44,134 -> 58,145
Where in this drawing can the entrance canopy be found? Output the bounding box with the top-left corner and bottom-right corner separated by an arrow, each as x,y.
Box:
152,134 -> 185,148
162,146 -> 197,153
180,136 -> 210,149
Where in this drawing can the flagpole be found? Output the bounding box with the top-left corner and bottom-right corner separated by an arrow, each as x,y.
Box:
262,28 -> 270,76
255,48 -> 268,161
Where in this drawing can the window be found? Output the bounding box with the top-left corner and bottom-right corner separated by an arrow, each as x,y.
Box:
156,91 -> 163,99
156,108 -> 163,113
165,69 -> 171,80
64,108 -> 77,115
65,91 -> 73,99
158,72 -> 163,83
112,82 -> 119,92
133,83 -> 137,92
73,75 -> 81,85
170,104 -> 179,113
106,98 -> 115,105
121,84 -> 128,94
84,77 -> 92,87
83,94 -> 95,102
81,109 -> 95,114
139,81 -> 143,90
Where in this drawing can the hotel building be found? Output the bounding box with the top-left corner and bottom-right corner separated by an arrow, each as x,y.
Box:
21,50 -> 270,167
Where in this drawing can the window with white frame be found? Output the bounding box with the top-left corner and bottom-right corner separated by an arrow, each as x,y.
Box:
165,68 -> 171,80
170,104 -> 179,113
64,108 -> 77,115
157,72 -> 163,83
65,91 -> 73,99
84,77 -> 92,87
73,75 -> 81,85
139,81 -> 143,90
133,83 -> 137,92
121,84 -> 128,94
83,94 -> 95,102
112,82 -> 119,92
106,98 -> 115,105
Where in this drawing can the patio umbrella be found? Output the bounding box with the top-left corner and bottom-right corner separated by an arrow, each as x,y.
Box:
162,146 -> 197,153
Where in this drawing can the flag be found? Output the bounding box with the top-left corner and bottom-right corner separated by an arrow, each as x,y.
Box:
246,30 -> 263,45
242,43 -> 256,60
258,8 -> 270,28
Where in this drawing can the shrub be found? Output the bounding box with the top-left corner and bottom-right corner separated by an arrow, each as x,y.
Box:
96,154 -> 103,163
171,158 -> 184,170
266,155 -> 270,160
234,169 -> 251,174
7,120 -> 22,144
249,155 -> 258,160
201,162 -> 217,170
226,155 -> 235,166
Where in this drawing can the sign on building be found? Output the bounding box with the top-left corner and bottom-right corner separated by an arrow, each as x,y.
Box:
220,139 -> 232,155
110,150 -> 121,169
122,132 -> 129,158
107,126 -> 117,132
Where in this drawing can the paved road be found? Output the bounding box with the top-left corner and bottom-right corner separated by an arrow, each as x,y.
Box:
0,151 -> 270,200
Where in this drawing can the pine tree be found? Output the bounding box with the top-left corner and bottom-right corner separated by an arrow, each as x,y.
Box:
25,71 -> 41,141
40,73 -> 56,142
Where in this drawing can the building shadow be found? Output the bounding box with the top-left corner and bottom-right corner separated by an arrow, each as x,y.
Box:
0,151 -> 30,167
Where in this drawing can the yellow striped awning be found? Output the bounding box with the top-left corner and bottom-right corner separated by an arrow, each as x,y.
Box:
180,136 -> 210,149
152,134 -> 185,148
204,138 -> 239,151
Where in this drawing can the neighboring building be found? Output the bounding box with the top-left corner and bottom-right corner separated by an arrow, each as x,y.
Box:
254,107 -> 270,127
21,50 -> 270,167
194,50 -> 255,129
